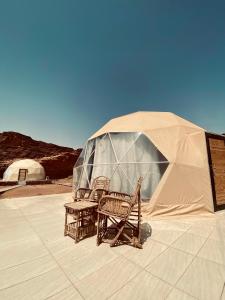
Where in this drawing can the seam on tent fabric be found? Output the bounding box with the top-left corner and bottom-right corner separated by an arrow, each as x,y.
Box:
108,133 -> 119,163
83,162 -> 168,166
90,127 -> 183,139
118,165 -> 134,192
117,133 -> 141,162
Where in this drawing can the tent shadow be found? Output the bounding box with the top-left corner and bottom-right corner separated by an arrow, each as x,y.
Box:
140,222 -> 152,244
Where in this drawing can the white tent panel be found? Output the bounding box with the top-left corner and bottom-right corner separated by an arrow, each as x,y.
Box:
3,159 -> 45,181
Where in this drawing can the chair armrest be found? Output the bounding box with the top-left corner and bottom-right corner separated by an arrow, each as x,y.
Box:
109,191 -> 131,199
99,195 -> 132,209
98,195 -> 133,217
100,195 -> 132,204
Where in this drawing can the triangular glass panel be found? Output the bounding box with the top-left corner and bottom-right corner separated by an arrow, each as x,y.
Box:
141,162 -> 169,200
74,147 -> 87,168
144,162 -> 169,199
92,133 -> 117,164
120,161 -> 169,200
87,151 -> 95,165
73,166 -> 83,190
121,133 -> 168,163
110,132 -> 140,162
88,163 -> 117,188
109,165 -> 133,195
77,166 -> 90,189
119,163 -> 143,194
85,139 -> 96,165
85,164 -> 94,186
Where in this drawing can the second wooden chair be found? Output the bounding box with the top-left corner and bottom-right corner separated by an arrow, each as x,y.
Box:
96,177 -> 143,249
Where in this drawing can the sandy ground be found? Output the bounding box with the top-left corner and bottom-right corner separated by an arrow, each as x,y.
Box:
0,184 -> 72,199
54,176 -> 73,186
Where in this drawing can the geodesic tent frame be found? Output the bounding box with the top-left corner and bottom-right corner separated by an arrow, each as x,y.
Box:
73,112 -> 214,217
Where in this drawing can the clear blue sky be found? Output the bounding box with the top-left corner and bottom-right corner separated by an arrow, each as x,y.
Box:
0,0 -> 225,148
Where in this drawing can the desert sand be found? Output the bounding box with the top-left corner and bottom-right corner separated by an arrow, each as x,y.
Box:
0,184 -> 72,199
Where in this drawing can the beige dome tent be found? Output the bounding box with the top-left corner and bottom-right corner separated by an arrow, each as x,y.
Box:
73,112 -> 214,217
3,159 -> 45,182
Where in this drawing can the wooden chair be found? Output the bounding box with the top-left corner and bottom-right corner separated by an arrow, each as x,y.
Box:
96,177 -> 143,249
73,176 -> 110,202
89,176 -> 110,202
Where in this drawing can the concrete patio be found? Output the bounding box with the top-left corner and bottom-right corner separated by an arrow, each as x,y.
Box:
0,193 -> 225,300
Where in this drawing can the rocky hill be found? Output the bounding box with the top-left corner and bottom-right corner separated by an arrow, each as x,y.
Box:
0,131 -> 82,179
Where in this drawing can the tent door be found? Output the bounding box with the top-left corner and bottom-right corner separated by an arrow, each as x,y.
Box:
206,133 -> 225,211
18,169 -> 28,181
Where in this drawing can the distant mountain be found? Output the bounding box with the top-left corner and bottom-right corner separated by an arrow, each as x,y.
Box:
0,131 -> 82,179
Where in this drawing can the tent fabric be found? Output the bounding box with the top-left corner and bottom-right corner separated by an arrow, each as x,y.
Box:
77,112 -> 214,217
3,159 -> 45,181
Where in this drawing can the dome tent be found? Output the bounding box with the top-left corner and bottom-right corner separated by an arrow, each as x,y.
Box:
73,112 -> 214,217
3,159 -> 45,182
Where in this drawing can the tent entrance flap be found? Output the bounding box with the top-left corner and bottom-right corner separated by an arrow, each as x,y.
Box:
206,132 -> 225,211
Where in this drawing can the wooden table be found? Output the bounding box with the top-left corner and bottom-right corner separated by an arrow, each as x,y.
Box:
64,201 -> 98,243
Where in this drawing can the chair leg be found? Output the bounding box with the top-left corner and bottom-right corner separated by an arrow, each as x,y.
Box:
96,213 -> 102,246
110,221 -> 126,247
133,237 -> 143,249
115,219 -> 143,249
103,215 -> 108,235
116,223 -> 142,249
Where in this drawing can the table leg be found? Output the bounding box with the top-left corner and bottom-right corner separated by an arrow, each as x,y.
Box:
96,212 -> 101,246
75,212 -> 79,243
64,210 -> 68,236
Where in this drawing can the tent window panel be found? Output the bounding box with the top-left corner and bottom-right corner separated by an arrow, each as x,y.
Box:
121,133 -> 167,163
85,139 -> 96,165
119,163 -> 141,192
141,171 -> 159,201
141,163 -> 168,200
93,134 -> 117,164
78,166 -> 90,189
74,147 -> 86,168
157,161 -> 169,177
74,132 -> 169,199
109,165 -> 133,195
90,164 -> 116,186
120,162 -> 169,200
73,166 -> 83,189
109,132 -> 140,162
86,165 -> 94,185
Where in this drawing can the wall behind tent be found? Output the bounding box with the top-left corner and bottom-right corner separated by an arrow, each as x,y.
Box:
206,133 -> 225,211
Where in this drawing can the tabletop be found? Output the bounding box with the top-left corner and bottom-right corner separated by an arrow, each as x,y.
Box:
64,201 -> 98,212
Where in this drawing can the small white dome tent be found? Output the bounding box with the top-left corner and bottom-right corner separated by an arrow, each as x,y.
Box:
3,159 -> 45,182
73,112 -> 214,217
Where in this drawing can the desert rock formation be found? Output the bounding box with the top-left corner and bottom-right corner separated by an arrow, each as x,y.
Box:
0,132 -> 82,179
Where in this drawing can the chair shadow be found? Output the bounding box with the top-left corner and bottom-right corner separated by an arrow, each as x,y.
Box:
140,222 -> 152,244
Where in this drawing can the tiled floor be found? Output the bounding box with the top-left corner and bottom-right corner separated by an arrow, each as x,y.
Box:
0,193 -> 225,300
